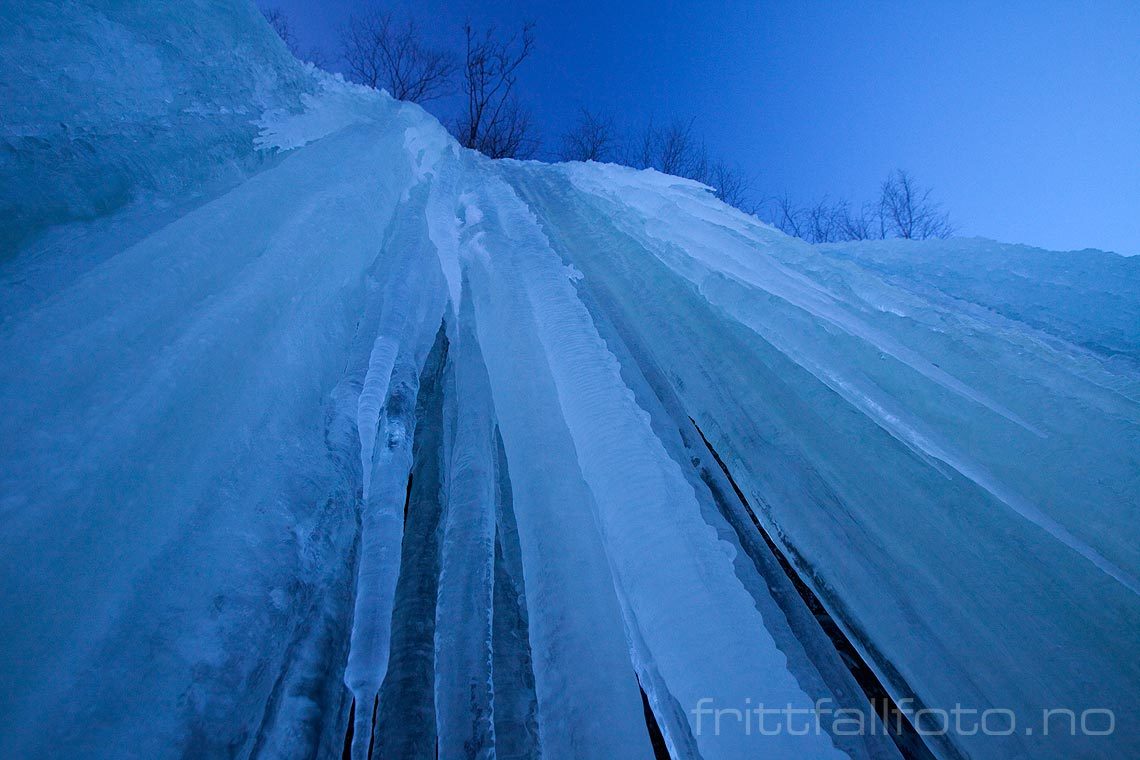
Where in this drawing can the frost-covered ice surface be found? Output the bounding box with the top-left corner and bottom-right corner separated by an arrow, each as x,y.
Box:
2,2 -> 1139,760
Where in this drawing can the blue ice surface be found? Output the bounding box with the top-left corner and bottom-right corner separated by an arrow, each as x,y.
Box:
1,2 -> 1138,759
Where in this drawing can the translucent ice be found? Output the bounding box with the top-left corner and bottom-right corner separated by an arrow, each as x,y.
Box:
2,3 -> 1138,759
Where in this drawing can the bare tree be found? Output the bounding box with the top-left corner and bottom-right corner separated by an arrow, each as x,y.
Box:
631,117 -> 709,181
262,7 -> 327,67
770,170 -> 954,244
477,97 -> 538,159
559,108 -> 615,162
878,169 -> 953,239
455,21 -> 538,159
707,161 -> 755,212
623,118 -> 756,211
341,9 -> 455,103
772,194 -> 805,239
629,120 -> 656,170
658,119 -> 708,179
770,196 -> 850,243
262,8 -> 297,52
658,119 -> 706,178
831,201 -> 878,241
806,199 -> 843,243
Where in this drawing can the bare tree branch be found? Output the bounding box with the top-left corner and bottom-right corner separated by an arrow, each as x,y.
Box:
341,9 -> 456,103
619,117 -> 756,211
771,194 -> 805,239
632,117 -> 708,181
707,161 -> 755,212
454,21 -> 538,158
835,200 -> 877,241
263,7 -> 328,68
878,169 -> 954,239
559,108 -> 615,162
478,96 -> 539,159
660,119 -> 707,179
807,199 -> 841,243
262,8 -> 297,52
769,170 -> 953,244
626,115 -> 657,170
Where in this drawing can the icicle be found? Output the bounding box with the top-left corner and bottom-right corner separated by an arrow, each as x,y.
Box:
489,426 -> 542,760
467,170 -> 845,759
344,186 -> 448,760
434,285 -> 498,759
460,188 -> 656,760
375,325 -> 451,759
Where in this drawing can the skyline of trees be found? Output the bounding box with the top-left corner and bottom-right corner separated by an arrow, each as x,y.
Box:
261,5 -> 955,242
340,9 -> 455,103
771,170 -> 954,243
455,22 -> 538,159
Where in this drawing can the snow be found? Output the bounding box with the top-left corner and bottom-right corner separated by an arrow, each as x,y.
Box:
255,72 -> 389,152
2,2 -> 1139,759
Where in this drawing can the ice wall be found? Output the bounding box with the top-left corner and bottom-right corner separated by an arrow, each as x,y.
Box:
2,2 -> 1138,759
0,0 -> 311,256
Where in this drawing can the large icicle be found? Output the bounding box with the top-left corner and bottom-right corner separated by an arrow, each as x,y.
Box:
375,325 -> 450,759
511,162 -> 1140,759
460,183 -> 656,760
470,167 -> 846,759
434,287 -> 499,759
489,428 -> 543,760
344,184 -> 448,759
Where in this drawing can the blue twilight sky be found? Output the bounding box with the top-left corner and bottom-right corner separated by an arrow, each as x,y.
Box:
263,0 -> 1140,255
